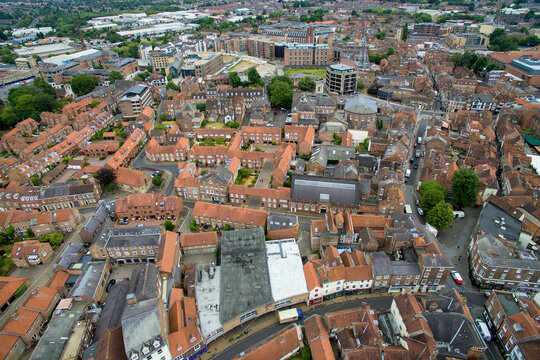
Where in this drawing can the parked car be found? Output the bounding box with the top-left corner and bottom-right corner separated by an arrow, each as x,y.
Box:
413,164 -> 418,169
451,270 -> 463,284
106,279 -> 116,292
417,207 -> 424,216
415,199 -> 420,205
475,319 -> 492,341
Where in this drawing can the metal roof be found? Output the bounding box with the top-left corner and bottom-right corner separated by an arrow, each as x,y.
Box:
290,175 -> 360,205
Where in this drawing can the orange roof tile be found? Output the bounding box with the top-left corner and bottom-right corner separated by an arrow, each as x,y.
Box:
23,286 -> 58,313
2,307 -> 41,335
233,325 -> 301,360
0,333 -> 21,359
303,262 -> 321,290
0,277 -> 27,307
157,231 -> 179,275
169,323 -> 203,359
309,337 -> 335,360
48,270 -> 69,293
193,202 -> 267,227
180,232 -> 218,248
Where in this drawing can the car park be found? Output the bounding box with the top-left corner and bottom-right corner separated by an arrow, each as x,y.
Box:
451,270 -> 463,284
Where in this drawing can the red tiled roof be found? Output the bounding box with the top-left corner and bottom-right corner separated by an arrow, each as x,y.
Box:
180,232 -> 218,249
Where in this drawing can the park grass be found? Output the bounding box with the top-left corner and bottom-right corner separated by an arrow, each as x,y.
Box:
205,122 -> 225,129
284,67 -> 327,79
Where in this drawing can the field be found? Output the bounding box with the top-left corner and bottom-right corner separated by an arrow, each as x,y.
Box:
284,67 -> 327,79
229,59 -> 276,77
205,122 -> 225,129
230,60 -> 258,72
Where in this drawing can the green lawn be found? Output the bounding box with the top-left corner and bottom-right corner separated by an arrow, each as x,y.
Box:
284,67 -> 327,79
0,245 -> 14,276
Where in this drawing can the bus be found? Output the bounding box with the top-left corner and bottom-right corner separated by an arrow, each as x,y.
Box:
278,308 -> 303,324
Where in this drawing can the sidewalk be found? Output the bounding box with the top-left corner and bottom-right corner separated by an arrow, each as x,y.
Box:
201,292 -> 394,359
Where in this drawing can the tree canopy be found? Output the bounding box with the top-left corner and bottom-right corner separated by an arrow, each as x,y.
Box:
97,168 -> 116,186
229,72 -> 241,88
71,74 -> 98,96
419,181 -> 446,197
247,67 -> 264,87
452,169 -> 483,208
297,76 -> 316,92
420,189 -> 445,213
108,70 -> 124,83
427,202 -> 454,231
268,76 -> 293,109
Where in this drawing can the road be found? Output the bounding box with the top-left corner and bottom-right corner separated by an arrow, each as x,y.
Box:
210,296 -> 394,360
132,150 -> 179,196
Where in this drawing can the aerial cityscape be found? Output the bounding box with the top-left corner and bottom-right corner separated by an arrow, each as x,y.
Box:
0,0 -> 539,359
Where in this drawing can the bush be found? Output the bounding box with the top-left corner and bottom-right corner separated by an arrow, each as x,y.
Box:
39,233 -> 64,249
190,220 -> 198,231
152,176 -> 163,186
99,155 -> 107,160
14,284 -> 27,298
106,183 -> 116,192
164,220 -> 175,231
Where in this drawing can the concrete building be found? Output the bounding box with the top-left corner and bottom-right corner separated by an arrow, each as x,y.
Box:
506,57 -> 540,87
118,85 -> 154,119
283,43 -> 333,67
181,53 -> 223,78
324,64 -> 357,95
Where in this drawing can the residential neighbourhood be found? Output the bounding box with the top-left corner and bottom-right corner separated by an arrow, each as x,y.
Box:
0,1 -> 540,360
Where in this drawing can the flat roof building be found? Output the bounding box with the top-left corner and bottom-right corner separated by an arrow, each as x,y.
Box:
325,64 -> 357,95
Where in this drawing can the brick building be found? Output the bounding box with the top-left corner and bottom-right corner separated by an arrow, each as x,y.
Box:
115,193 -> 183,221
9,240 -> 54,268
192,202 -> 267,229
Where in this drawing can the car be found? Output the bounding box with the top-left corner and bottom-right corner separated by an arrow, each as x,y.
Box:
417,207 -> 424,216
266,123 -> 274,127
415,199 -> 420,205
475,319 -> 492,341
414,142 -> 418,147
124,277 -> 130,281
409,158 -> 414,163
451,270 -> 463,284
106,279 -> 116,292
413,164 -> 418,169
136,224 -> 144,228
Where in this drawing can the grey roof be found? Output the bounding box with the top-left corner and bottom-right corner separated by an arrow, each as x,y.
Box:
495,292 -> 522,316
344,97 -> 377,115
292,95 -> 316,112
421,290 -> 465,314
309,145 -> 356,169
371,252 -> 392,276
103,226 -> 162,248
290,175 -> 360,206
69,261 -> 107,300
129,263 -> 159,302
319,121 -> 347,133
477,201 -> 522,242
324,163 -> 358,179
421,253 -> 452,268
267,214 -> 298,231
317,94 -> 337,107
357,154 -> 377,168
30,300 -> 91,360
390,261 -> 421,275
94,279 -> 130,339
219,228 -> 273,324
55,243 -> 83,270
423,312 -> 485,358
121,298 -> 165,358
476,234 -> 540,270
201,166 -> 232,187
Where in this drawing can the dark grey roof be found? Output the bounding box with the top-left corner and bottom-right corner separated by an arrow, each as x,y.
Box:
94,279 -> 130,339
477,201 -> 522,242
267,214 -> 298,231
201,166 -> 232,186
476,234 -> 540,270
69,261 -> 107,299
55,243 -> 83,270
129,263 -> 159,302
391,261 -> 421,275
423,312 -> 485,357
357,154 -> 377,168
421,253 -> 452,268
344,97 -> 377,114
495,292 -> 522,316
30,300 -> 91,360
219,228 -> 273,324
309,145 -> 356,169
104,226 -> 162,248
290,175 -> 360,205
323,163 -> 358,179
371,252 -> 392,276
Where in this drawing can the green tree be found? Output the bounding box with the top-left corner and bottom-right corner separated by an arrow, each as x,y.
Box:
452,169 -> 483,207
164,220 -> 175,231
419,181 -> 446,197
420,189 -> 445,213
333,133 -> 342,145
39,232 -> 64,249
5,226 -> 14,241
225,121 -> 240,129
71,74 -> 98,96
97,167 -> 115,186
229,72 -> 241,88
297,76 -> 316,92
247,67 -> 263,86
269,80 -> 293,109
33,93 -> 57,113
190,219 -> 198,231
427,202 -> 454,231
14,94 -> 35,119
0,107 -> 18,130
108,70 -> 124,83
152,176 -> 162,186
196,103 -> 206,112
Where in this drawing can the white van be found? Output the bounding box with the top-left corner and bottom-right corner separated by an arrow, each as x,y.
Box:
405,169 -> 411,178
475,319 -> 492,342
453,211 -> 465,219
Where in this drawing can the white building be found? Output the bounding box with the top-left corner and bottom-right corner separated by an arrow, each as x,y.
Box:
266,239 -> 309,309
